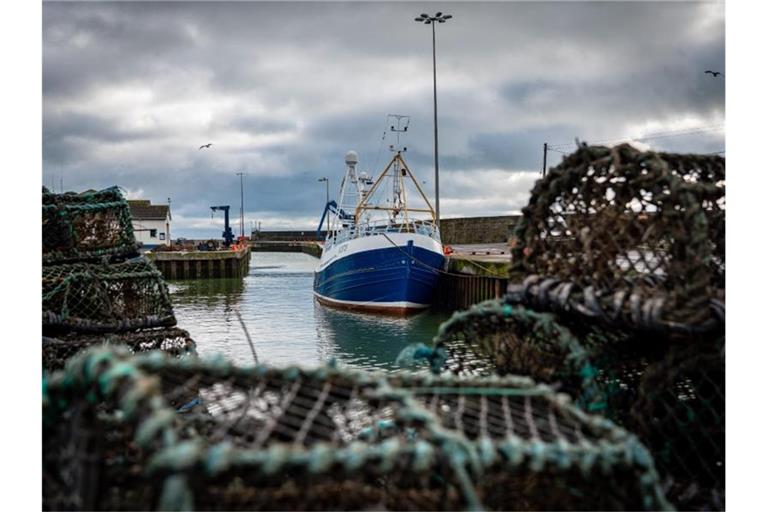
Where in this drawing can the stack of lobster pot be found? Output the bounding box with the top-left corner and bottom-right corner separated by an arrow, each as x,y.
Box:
43,180 -> 680,511
43,345 -> 672,511
42,186 -> 196,371
404,144 -> 725,510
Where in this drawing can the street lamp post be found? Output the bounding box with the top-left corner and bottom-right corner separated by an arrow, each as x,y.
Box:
415,11 -> 452,230
236,172 -> 246,238
318,177 -> 330,233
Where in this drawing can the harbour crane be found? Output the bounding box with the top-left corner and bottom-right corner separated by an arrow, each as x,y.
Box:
210,205 -> 235,247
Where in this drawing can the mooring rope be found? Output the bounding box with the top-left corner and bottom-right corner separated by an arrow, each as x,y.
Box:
379,233 -> 507,279
234,308 -> 258,364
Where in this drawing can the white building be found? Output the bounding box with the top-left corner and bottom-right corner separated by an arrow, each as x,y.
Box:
128,199 -> 172,248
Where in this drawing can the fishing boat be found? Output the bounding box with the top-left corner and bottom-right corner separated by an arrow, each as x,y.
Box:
313,120 -> 445,314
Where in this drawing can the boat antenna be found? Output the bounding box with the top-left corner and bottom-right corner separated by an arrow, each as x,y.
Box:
388,114 -> 410,153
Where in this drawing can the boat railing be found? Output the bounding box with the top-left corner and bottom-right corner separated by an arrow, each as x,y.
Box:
325,219 -> 440,249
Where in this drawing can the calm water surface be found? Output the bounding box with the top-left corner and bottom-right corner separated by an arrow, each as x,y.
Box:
168,252 -> 450,371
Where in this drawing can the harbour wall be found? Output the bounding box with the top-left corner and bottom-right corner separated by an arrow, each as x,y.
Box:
431,255 -> 510,310
439,215 -> 521,245
249,240 -> 323,258
252,230 -> 326,242
432,273 -> 508,310
147,246 -> 251,279
252,215 -> 520,246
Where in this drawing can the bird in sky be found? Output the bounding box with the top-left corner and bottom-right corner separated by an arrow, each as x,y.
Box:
199,143 -> 213,150
705,70 -> 722,77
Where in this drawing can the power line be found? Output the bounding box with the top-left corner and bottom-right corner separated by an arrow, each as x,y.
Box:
547,124 -> 725,150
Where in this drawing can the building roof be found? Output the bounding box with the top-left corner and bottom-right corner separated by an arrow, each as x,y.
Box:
128,200 -> 171,221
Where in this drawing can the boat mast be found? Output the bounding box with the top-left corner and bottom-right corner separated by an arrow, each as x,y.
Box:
352,114 -> 437,226
389,115 -> 409,228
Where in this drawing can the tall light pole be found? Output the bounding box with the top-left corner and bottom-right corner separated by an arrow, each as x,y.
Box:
236,172 -> 246,238
167,197 -> 172,245
318,177 -> 330,233
415,11 -> 452,230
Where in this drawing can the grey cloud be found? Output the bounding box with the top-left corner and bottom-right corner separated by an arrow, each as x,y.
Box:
43,1 -> 725,237
218,116 -> 298,136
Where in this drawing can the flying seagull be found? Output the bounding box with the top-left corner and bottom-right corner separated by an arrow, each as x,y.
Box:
705,70 -> 722,77
199,143 -> 213,150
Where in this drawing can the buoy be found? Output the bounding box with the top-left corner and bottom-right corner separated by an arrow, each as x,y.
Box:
443,245 -> 453,255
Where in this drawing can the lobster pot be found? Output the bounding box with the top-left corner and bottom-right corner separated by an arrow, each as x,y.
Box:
419,298 -> 724,510
42,258 -> 176,333
409,300 -> 643,417
660,152 -> 725,288
43,186 -> 139,265
388,372 -> 671,511
631,339 -> 725,510
43,347 -> 671,511
510,144 -> 722,331
42,327 -> 197,372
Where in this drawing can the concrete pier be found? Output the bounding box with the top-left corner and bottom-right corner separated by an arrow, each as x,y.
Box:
432,249 -> 510,310
249,240 -> 323,258
147,246 -> 251,279
433,273 -> 508,310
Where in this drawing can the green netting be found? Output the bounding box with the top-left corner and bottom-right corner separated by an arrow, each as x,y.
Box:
43,186 -> 139,265
631,338 -> 725,510
42,258 -> 176,333
398,300 -> 607,410
43,347 -> 671,511
405,297 -> 724,509
510,144 -> 721,332
42,327 -> 197,372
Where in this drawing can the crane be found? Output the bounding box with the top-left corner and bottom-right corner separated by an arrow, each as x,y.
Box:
210,205 -> 235,247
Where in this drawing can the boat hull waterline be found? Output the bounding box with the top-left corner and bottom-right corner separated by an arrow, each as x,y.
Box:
313,232 -> 445,315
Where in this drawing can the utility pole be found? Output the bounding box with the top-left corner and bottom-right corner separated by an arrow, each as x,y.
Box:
542,143 -> 548,177
236,172 -> 246,238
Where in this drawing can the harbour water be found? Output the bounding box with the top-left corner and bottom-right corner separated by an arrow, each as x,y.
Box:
168,251 -> 451,370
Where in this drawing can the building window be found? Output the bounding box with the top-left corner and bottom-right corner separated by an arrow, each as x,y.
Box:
159,233 -> 165,241
150,229 -> 157,238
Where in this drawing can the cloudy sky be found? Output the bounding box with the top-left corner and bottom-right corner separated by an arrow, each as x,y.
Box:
42,1 -> 725,238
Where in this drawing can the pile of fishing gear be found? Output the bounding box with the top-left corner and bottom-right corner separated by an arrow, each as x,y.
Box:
43,347 -> 670,511
42,186 -> 194,372
400,144 -> 725,510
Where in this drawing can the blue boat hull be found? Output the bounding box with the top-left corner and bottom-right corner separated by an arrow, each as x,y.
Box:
313,243 -> 445,314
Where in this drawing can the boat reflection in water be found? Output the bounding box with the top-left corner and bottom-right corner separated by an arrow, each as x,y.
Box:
313,301 -> 448,371
169,251 -> 451,371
